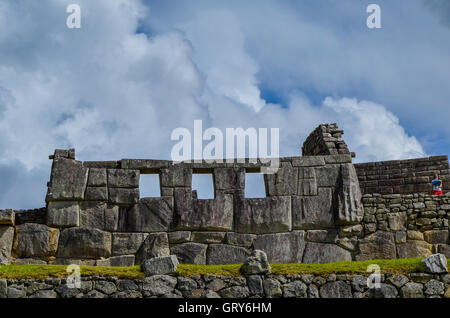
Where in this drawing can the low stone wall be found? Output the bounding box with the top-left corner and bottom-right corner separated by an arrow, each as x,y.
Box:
355,156 -> 450,195
1,272 -> 449,298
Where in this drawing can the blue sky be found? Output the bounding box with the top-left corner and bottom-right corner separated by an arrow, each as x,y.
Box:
0,0 -> 449,208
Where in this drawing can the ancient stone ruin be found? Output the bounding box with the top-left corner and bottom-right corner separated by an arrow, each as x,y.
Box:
1,123 -> 449,267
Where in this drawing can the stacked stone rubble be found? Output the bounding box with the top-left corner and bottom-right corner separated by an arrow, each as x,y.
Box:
302,123 -> 353,157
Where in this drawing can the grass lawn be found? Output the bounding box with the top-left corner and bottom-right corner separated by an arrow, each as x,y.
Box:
0,258 -> 447,280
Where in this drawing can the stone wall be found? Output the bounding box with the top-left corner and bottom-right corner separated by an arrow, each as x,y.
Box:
302,123 -> 353,157
1,272 -> 449,298
355,156 -> 450,195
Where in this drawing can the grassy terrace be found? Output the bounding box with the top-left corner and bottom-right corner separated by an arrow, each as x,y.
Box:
1,258 -> 448,280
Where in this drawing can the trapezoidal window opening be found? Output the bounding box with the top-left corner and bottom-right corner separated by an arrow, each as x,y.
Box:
245,169 -> 267,198
139,173 -> 161,198
192,170 -> 215,199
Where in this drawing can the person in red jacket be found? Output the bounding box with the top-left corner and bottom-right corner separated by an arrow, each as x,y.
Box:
432,173 -> 443,196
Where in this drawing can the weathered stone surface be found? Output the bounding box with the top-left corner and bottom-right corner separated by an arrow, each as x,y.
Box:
423,230 -> 448,244
306,229 -> 338,243
0,210 -> 15,225
336,163 -> 363,225
191,232 -> 226,244
55,284 -> 80,298
96,255 -> 135,267
176,192 -> 233,231
108,169 -> 139,188
135,233 -> 170,264
95,281 -> 117,295
47,158 -> 89,201
170,243 -> 207,265
239,250 -> 271,276
142,275 -> 177,296
85,187 -> 108,201
57,227 -> 111,259
302,243 -> 352,263
437,244 -> 450,257
387,213 -> 407,231
125,197 -> 173,232
266,165 -> 298,196
160,165 -> 192,188
315,166 -> 340,187
0,226 -> 14,264
263,279 -> 282,298
213,168 -> 244,191
407,231 -> 424,241
13,224 -> 59,258
356,231 -> 396,261
53,258 -> 96,266
253,231 -> 306,263
219,286 -> 250,298
225,232 -> 257,248
13,258 -> 47,265
292,188 -> 334,230
141,255 -> 179,276
7,285 -> 26,298
0,279 -> 7,298
387,274 -> 409,288
247,275 -> 263,295
283,280 -> 307,298
422,254 -> 448,274
424,279 -> 445,295
207,244 -> 250,265
87,168 -> 107,187
83,290 -> 105,298
320,281 -> 352,298
109,188 -> 139,205
168,231 -> 191,244
292,156 -> 325,167
397,241 -> 432,259
400,282 -> 424,298
236,197 -> 291,234
47,201 -> 79,228
112,233 -> 148,256
367,284 -> 398,298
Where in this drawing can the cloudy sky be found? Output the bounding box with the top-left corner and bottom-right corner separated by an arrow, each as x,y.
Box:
0,0 -> 449,208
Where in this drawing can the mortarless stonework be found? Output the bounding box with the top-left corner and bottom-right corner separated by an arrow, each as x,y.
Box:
0,124 -> 449,266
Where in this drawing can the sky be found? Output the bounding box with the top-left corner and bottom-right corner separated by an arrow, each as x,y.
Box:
0,0 -> 449,208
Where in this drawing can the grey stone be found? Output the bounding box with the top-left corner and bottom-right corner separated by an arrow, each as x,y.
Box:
265,165 -> 298,196
387,274 -> 409,288
308,284 -> 320,298
170,242 -> 207,264
83,290 -> 105,298
292,156 -> 325,167
141,255 -> 179,276
112,232 -> 148,256
126,197 -> 173,232
424,279 -> 445,295
160,165 -> 192,188
314,165 -> 340,187
213,168 -> 244,191
7,286 -> 26,298
247,275 -> 263,295
54,284 -> 80,298
53,258 -> 96,266
437,244 -> 450,258
239,250 -> 271,276
400,282 -> 424,298
387,213 -> 407,231
356,231 -> 397,261
0,279 -> 7,298
263,279 -> 282,298
95,281 -> 117,295
226,232 -> 257,248
320,281 -> 352,298
292,188 -> 334,230
207,279 -> 225,292
117,280 -> 139,291
410,273 -> 433,283
367,284 -> 398,298
397,241 -> 432,259
46,158 -> 89,200
0,210 -> 15,225
407,231 -> 424,241
96,255 -> 135,267
351,276 -> 367,292
29,290 -> 58,298
109,188 -> 139,205
13,258 -> 47,265
254,231 -> 306,263
191,232 -> 226,244
177,277 -> 197,292
207,244 -> 251,265
57,227 -> 111,259
306,229 -> 338,243
0,226 -> 14,264
108,169 -> 139,188
111,290 -> 142,298
336,163 -> 364,225
302,243 -> 352,263
142,275 -> 177,296
205,290 -> 221,298
13,223 -> 59,258
236,196 -> 291,234
219,286 -> 250,298
135,232 -> 170,264
85,187 -> 108,201
423,230 -> 449,244
47,201 -> 80,228
422,254 -> 448,274
168,231 -> 191,244
283,280 -> 307,298
87,168 -> 107,186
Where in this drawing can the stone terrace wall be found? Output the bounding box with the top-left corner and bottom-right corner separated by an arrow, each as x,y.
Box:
1,272 -> 449,298
355,156 -> 450,195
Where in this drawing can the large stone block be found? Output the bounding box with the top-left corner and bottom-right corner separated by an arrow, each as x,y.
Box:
124,197 -> 173,232
292,188 -> 334,230
13,224 -> 59,258
356,231 -> 397,261
47,201 -> 79,228
109,188 -> 139,205
135,232 -> 170,264
107,169 -> 140,188
253,231 -> 306,263
57,227 -> 111,259
85,187 -> 108,201
87,168 -> 107,187
0,210 -> 15,225
320,281 -> 352,298
387,213 -> 407,231
160,165 -> 192,188
213,168 -> 244,191
437,244 -> 450,257
206,244 -> 251,265
396,241 -> 432,258
225,232 -> 257,248
112,232 -> 148,256
170,243 -> 207,264
336,163 -> 363,225
315,166 -> 340,187
96,255 -> 135,267
46,158 -> 89,201
423,230 -> 449,244
0,226 -> 14,264
302,243 -> 352,263
236,197 -> 291,234
292,157 -> 325,167
79,202 -> 119,231
265,165 -> 297,196
176,193 -> 233,231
